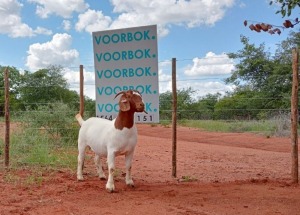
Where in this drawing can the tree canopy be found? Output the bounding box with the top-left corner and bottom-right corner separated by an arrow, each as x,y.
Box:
222,32 -> 300,118
0,65 -> 94,117
270,0 -> 300,17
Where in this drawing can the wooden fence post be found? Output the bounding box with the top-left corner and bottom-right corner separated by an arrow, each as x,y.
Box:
291,48 -> 299,184
172,58 -> 177,178
79,65 -> 84,117
4,68 -> 10,168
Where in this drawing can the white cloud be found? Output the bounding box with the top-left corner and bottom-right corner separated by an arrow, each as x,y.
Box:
63,67 -> 95,85
158,57 -> 235,99
62,20 -> 72,31
75,0 -> 235,37
26,33 -> 79,71
33,26 -> 53,35
110,0 -> 234,33
178,81 -> 235,99
158,61 -> 172,93
239,2 -> 246,8
75,9 -> 112,33
157,71 -> 235,99
0,0 -> 33,37
184,52 -> 235,76
0,0 -> 53,37
63,67 -> 96,99
28,0 -> 89,18
158,69 -> 172,94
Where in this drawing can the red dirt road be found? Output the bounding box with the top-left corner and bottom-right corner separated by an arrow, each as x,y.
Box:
1,124 -> 300,215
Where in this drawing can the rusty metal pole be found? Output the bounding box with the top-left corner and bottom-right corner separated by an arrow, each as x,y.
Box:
172,58 -> 177,178
291,48 -> 299,183
4,68 -> 10,168
79,65 -> 84,117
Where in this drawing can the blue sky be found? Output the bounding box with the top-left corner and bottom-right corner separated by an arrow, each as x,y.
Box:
0,0 -> 299,100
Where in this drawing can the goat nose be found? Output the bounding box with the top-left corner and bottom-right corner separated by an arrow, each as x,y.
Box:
137,103 -> 144,110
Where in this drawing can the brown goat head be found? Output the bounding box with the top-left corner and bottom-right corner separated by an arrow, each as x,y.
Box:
114,90 -> 146,113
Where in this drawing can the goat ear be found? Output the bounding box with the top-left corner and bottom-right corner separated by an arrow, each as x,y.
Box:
119,98 -> 130,112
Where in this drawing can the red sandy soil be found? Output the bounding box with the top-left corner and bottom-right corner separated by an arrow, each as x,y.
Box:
1,123 -> 300,215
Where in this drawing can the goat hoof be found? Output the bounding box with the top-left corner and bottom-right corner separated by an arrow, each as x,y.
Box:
127,183 -> 135,188
77,175 -> 84,181
106,188 -> 114,193
126,179 -> 134,187
99,175 -> 107,180
106,183 -> 115,193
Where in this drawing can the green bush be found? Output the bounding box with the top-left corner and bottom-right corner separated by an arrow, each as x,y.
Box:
6,102 -> 79,168
21,102 -> 78,146
9,126 -> 77,168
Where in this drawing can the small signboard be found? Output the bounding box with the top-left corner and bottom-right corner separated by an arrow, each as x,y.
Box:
92,25 -> 159,123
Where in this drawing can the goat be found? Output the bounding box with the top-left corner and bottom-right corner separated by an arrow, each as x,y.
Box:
75,90 -> 146,192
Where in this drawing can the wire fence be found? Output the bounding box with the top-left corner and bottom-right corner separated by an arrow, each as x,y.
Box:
0,90 -> 293,168
0,105 -> 292,170
0,57 -> 297,183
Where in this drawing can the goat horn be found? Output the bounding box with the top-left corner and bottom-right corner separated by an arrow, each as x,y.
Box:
114,91 -> 126,99
132,90 -> 142,96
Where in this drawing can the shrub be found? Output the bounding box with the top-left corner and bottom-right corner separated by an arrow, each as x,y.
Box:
272,113 -> 290,137
21,102 -> 78,146
4,102 -> 79,168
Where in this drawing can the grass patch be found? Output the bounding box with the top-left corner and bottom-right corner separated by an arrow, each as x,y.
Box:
3,172 -> 22,184
178,119 -> 278,136
1,168 -> 45,187
179,175 -> 197,182
3,124 -> 78,170
159,120 -> 171,127
0,102 -> 79,170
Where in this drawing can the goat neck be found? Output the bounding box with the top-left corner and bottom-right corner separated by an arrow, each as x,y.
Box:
114,110 -> 135,130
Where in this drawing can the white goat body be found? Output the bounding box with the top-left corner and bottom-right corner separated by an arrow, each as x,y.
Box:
77,116 -> 137,157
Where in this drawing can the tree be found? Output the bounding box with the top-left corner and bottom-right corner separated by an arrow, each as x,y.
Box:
0,64 -> 97,119
19,65 -> 71,109
226,36 -> 274,91
0,66 -> 24,116
214,89 -> 267,120
159,87 -> 196,120
84,97 -> 97,118
225,32 -> 300,119
270,0 -> 300,17
192,93 -> 221,120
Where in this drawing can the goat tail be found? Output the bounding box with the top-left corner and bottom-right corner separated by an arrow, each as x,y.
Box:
75,113 -> 84,126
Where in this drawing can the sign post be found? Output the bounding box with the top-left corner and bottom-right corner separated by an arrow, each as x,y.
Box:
92,25 -> 159,123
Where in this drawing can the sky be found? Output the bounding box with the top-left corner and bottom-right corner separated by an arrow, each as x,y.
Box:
0,0 -> 299,100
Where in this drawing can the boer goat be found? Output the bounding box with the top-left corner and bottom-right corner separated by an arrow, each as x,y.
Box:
76,90 -> 146,192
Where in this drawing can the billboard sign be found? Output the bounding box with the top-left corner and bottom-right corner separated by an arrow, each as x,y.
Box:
92,25 -> 159,123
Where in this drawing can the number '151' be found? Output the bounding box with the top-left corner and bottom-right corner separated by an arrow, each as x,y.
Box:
137,115 -> 153,122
